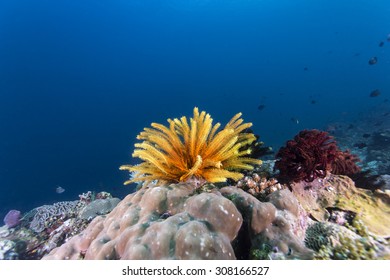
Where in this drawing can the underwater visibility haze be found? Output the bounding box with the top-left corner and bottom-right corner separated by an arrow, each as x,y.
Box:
0,0 -> 390,260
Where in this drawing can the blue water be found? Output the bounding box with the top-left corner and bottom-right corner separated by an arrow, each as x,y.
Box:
0,0 -> 389,222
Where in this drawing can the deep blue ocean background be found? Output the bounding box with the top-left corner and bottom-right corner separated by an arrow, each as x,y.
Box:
0,0 -> 389,223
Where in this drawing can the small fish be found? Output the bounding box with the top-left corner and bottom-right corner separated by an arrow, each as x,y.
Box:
370,89 -> 381,97
353,143 -> 367,149
303,67 -> 309,71
368,57 -> 378,65
290,117 -> 299,124
56,185 -> 65,194
257,104 -> 265,111
387,34 -> 390,42
325,124 -> 337,133
379,41 -> 384,47
310,99 -> 316,104
362,133 -> 371,138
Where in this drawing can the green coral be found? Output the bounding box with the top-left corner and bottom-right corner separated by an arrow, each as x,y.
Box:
347,216 -> 370,238
250,243 -> 273,260
196,183 -> 218,194
304,222 -> 334,251
314,233 -> 376,260
304,218 -> 388,259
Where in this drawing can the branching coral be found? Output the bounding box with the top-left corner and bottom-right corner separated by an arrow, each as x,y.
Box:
120,107 -> 262,185
236,173 -> 284,200
274,129 -> 360,182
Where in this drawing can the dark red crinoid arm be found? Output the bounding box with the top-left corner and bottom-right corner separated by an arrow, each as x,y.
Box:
275,129 -> 360,183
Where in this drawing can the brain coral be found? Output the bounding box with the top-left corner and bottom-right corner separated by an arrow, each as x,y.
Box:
120,107 -> 262,185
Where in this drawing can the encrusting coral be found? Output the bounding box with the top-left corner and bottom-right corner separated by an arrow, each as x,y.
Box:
120,107 -> 262,185
290,174 -> 390,236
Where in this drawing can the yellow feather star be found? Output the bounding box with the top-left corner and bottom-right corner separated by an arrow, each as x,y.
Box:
119,107 -> 262,185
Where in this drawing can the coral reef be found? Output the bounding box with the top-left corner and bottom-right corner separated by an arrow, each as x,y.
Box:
43,183 -> 312,260
27,201 -> 84,233
43,183 -> 242,260
0,225 -> 43,259
0,191 -> 119,259
221,187 -> 312,259
369,174 -> 390,204
290,175 -> 390,236
120,107 -> 262,185
236,172 -> 285,201
3,210 -> 21,228
324,106 -> 390,176
0,239 -> 18,260
3,109 -> 390,260
304,222 -> 335,251
304,220 -> 389,259
315,233 -> 376,260
2,176 -> 388,260
79,198 -> 121,220
366,130 -> 390,174
274,129 -> 360,182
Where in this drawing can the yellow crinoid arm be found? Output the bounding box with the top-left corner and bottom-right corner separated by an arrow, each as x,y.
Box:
201,168 -> 245,183
120,107 -> 262,186
223,157 -> 262,170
